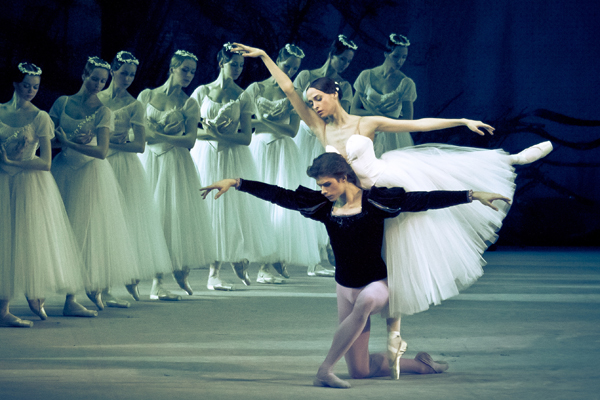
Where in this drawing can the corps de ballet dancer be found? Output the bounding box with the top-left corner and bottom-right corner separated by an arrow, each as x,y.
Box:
50,56 -> 141,311
98,51 -> 173,304
0,62 -> 96,327
351,33 -> 416,156
137,49 -> 216,300
228,42 -> 553,378
200,152 -> 511,388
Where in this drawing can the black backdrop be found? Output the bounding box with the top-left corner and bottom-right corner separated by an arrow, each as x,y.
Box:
1,0 -> 599,246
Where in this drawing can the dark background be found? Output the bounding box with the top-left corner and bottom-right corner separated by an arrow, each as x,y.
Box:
1,0 -> 598,246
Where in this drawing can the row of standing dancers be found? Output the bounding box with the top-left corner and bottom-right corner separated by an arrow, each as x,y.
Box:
0,34 -> 553,388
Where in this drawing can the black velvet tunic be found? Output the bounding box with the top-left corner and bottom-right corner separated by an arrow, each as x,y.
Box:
238,179 -> 471,288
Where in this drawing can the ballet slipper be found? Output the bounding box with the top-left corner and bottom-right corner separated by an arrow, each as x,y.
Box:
256,265 -> 286,284
415,352 -> 449,374
272,262 -> 290,279
150,275 -> 181,301
86,290 -> 104,310
232,260 -> 251,286
510,141 -> 553,165
0,313 -> 34,328
173,268 -> 193,295
387,332 -> 408,379
26,298 -> 48,320
102,290 -> 131,308
307,264 -> 335,277
206,276 -> 234,291
125,280 -> 141,301
62,300 -> 98,318
313,374 -> 351,389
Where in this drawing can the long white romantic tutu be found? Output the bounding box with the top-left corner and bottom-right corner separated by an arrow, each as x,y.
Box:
52,152 -> 140,289
192,140 -> 276,263
139,145 -> 216,269
250,133 -> 321,266
107,150 -> 172,277
0,171 -> 13,299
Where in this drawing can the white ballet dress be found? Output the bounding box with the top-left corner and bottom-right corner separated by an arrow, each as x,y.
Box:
137,89 -> 216,270
0,160 -> 11,299
190,85 -> 276,263
354,69 -> 417,157
245,82 -> 320,266
50,97 -> 140,290
104,98 -> 173,278
330,134 -> 516,317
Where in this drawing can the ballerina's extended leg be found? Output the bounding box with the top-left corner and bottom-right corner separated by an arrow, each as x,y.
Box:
510,141 -> 553,165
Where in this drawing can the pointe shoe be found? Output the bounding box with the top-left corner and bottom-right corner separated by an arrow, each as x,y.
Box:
206,276 -> 234,291
256,266 -> 286,284
102,291 -> 131,308
27,298 -> 48,320
415,352 -> 449,374
272,262 -> 290,279
388,333 -> 408,380
173,268 -> 193,295
125,281 -> 140,301
313,374 -> 351,389
307,264 -> 335,277
232,260 -> 251,286
511,141 -> 553,165
63,301 -> 98,318
0,313 -> 34,328
150,278 -> 181,301
86,290 -> 104,310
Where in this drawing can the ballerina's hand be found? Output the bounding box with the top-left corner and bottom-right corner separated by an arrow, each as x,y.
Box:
73,129 -> 94,145
199,178 -> 238,200
111,130 -> 129,144
465,120 -> 495,136
472,191 -> 511,211
163,120 -> 184,135
231,43 -> 266,58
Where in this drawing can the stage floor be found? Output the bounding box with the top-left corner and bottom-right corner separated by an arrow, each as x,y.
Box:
1,248 -> 599,400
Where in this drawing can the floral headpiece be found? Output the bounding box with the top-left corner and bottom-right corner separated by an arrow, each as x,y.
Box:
284,44 -> 305,59
389,33 -> 410,47
18,62 -> 42,76
223,42 -> 243,55
338,34 -> 358,50
88,56 -> 111,69
174,49 -> 198,61
116,51 -> 139,65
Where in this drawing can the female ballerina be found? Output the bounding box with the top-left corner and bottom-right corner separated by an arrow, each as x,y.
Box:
229,42 -> 553,378
246,43 -> 321,281
50,56 -> 140,311
98,51 -> 173,303
200,152 -> 511,388
137,49 -> 215,299
351,33 -> 416,157
190,43 -> 276,289
0,62 -> 95,326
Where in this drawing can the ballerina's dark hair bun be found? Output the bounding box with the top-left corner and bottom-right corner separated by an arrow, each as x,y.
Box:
308,77 -> 343,100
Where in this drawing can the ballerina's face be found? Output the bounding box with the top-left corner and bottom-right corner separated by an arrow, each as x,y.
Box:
384,46 -> 408,71
306,88 -> 338,119
278,56 -> 301,78
112,63 -> 137,90
84,68 -> 109,95
171,59 -> 196,88
223,54 -> 244,80
316,176 -> 346,202
329,49 -> 354,74
14,75 -> 40,103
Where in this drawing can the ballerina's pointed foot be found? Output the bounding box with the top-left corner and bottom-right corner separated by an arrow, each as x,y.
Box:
102,291 -> 131,308
173,268 -> 193,295
63,300 -> 98,318
511,141 -> 553,165
150,278 -> 182,301
0,313 -> 34,328
125,281 -> 141,301
86,290 -> 104,310
313,373 -> 351,389
232,261 -> 251,286
256,265 -> 286,284
272,262 -> 290,279
207,276 -> 234,291
27,298 -> 48,320
415,352 -> 449,373
388,333 -> 408,380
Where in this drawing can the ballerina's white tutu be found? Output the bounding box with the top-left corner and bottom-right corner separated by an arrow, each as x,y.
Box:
1,111 -> 84,298
190,85 -> 275,263
0,170 -> 13,299
332,135 -> 516,317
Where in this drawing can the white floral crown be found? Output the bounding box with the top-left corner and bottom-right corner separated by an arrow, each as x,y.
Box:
338,34 -> 358,50
389,33 -> 410,47
18,62 -> 42,76
285,44 -> 305,59
88,57 -> 111,69
116,51 -> 139,65
223,42 -> 243,55
174,49 -> 198,61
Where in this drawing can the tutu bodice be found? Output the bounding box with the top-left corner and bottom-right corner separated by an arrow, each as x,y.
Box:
111,99 -> 144,138
354,70 -> 417,118
192,85 -> 251,137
